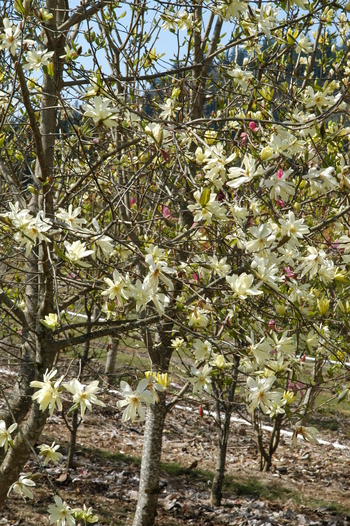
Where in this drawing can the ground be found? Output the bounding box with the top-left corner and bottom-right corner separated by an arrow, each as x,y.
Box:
2,389 -> 350,526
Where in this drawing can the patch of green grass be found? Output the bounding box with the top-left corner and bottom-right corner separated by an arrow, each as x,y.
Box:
223,475 -> 295,501
82,445 -> 350,516
88,446 -> 141,466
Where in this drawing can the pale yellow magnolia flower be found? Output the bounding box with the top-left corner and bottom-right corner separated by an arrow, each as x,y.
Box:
171,337 -> 184,350
62,379 -> 105,420
48,496 -> 75,526
283,390 -> 296,404
38,442 -> 62,465
117,379 -> 154,422
41,313 -> 58,329
7,474 -> 35,500
0,420 -> 17,451
292,425 -> 319,447
317,296 -> 330,315
30,369 -> 63,416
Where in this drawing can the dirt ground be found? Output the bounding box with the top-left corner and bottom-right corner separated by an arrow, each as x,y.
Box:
2,387 -> 350,526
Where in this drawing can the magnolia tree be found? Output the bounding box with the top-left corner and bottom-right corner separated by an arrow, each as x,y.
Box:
1,0 -> 350,524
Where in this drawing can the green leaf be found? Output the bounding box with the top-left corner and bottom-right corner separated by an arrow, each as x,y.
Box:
199,187 -> 211,207
14,0 -> 25,15
338,388 -> 349,403
54,242 -> 69,262
67,403 -> 79,416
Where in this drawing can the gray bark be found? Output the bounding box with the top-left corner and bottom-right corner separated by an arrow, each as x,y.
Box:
105,337 -> 119,374
132,393 -> 167,526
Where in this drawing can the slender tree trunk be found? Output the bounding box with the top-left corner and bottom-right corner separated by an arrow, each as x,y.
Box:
210,355 -> 239,506
67,410 -> 79,470
132,392 -> 167,526
210,411 -> 230,506
133,318 -> 173,526
105,337 -> 119,374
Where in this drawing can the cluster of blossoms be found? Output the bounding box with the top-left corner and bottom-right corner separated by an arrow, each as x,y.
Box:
2,370 -> 101,523
117,372 -> 170,421
30,369 -> 105,420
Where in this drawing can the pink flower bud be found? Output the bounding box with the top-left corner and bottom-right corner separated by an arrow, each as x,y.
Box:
161,206 -> 170,218
275,198 -> 285,207
249,121 -> 257,131
240,132 -> 248,145
276,169 -> 284,180
199,405 -> 204,418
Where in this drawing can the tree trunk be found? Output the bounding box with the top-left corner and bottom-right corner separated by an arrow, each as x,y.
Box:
132,392 -> 167,526
210,356 -> 240,506
210,413 -> 230,506
67,410 -> 79,470
105,337 -> 119,374
0,403 -> 47,507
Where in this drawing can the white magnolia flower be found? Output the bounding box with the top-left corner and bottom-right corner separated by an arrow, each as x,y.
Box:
38,442 -> 62,465
304,166 -> 338,193
145,122 -> 163,145
171,337 -> 185,350
267,397 -> 287,417
304,86 -> 335,111
208,255 -> 231,276
279,211 -> 309,244
116,379 -> 154,422
144,373 -> 167,403
210,354 -> 230,368
188,190 -> 227,223
82,96 -> 118,128
203,144 -> 236,189
62,379 -> 105,420
305,330 -> 318,352
296,246 -> 328,279
144,254 -> 176,291
0,19 -> 28,56
56,205 -> 87,229
189,364 -> 212,394
247,375 -> 278,413
48,495 -> 75,526
8,474 -> 35,500
30,369 -> 63,416
292,425 -> 319,447
193,339 -> 212,361
102,270 -> 130,305
230,203 -> 249,223
158,98 -> 178,119
251,256 -> 282,290
128,279 -> 152,312
188,307 -> 209,328
64,240 -> 94,267
246,332 -> 271,366
91,219 -> 114,259
266,331 -> 295,355
246,223 -> 275,253
227,154 -> 262,189
226,273 -> 263,299
0,420 -> 17,452
23,49 -> 55,71
228,66 -> 253,89
264,169 -> 295,202
296,35 -> 313,54
149,289 -> 170,316
10,210 -> 52,256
